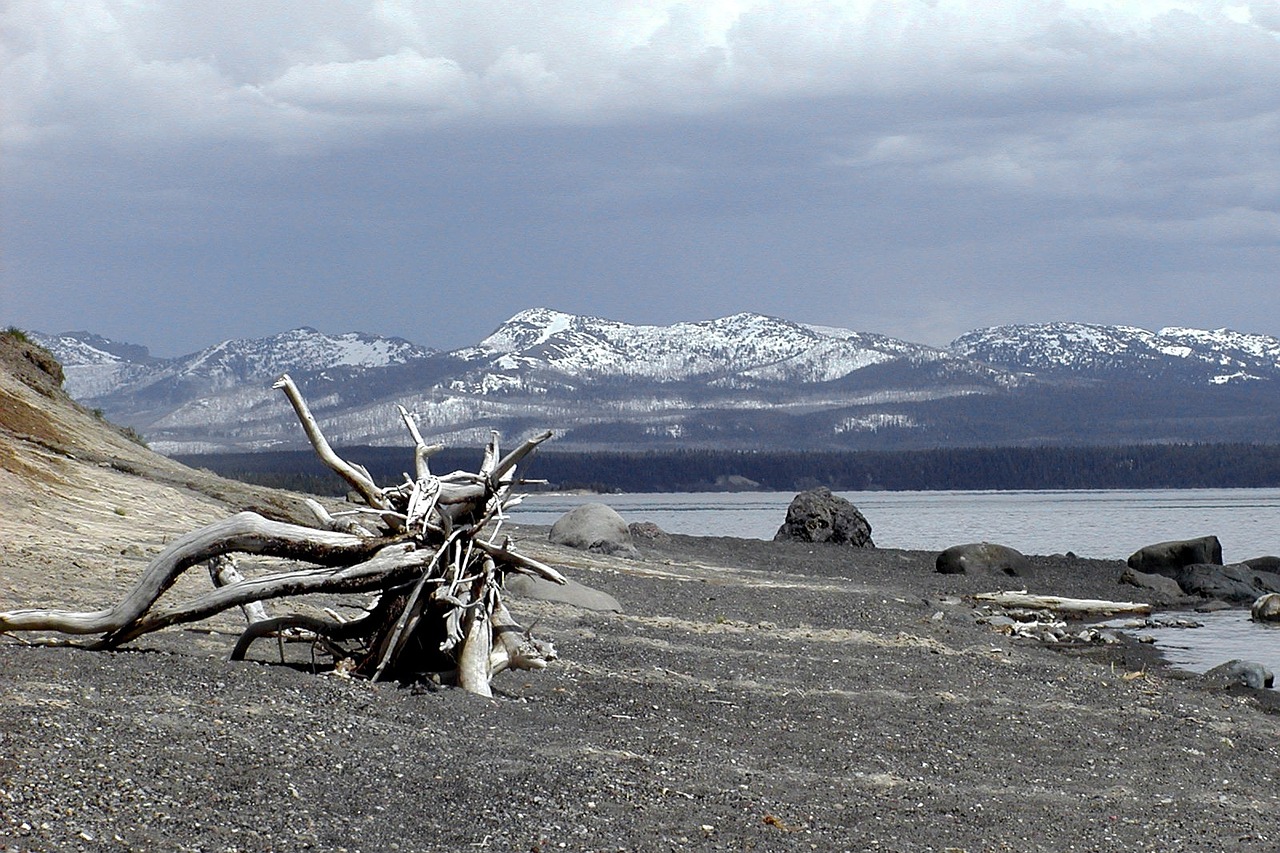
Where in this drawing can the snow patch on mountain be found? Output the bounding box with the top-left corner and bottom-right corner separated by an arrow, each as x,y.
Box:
457,308 -> 932,387
35,327 -> 437,402
834,413 -> 919,434
45,309 -> 1280,454
951,322 -> 1280,382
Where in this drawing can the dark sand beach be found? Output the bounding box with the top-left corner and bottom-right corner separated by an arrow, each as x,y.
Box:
4,525 -> 1280,853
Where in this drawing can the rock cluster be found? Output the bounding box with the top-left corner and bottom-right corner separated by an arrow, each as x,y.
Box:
1126,536 -> 1280,605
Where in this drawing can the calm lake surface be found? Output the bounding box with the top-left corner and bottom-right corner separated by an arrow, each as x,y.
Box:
513,488 -> 1280,562
513,488 -> 1280,682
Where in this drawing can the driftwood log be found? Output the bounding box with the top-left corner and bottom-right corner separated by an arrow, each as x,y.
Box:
974,591 -> 1153,616
0,373 -> 563,696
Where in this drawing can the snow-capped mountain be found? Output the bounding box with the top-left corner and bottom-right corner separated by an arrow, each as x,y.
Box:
448,308 -> 941,392
36,327 -> 436,401
951,322 -> 1280,384
30,312 -> 1280,455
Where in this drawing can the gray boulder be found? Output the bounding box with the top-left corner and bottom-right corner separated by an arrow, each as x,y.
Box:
774,487 -> 874,547
1251,593 -> 1280,622
1199,659 -> 1275,690
1173,563 -> 1280,604
549,503 -> 638,558
935,542 -> 1030,577
1126,536 -> 1222,577
503,574 -> 623,612
1120,566 -> 1186,601
1243,555 -> 1280,572
628,521 -> 670,542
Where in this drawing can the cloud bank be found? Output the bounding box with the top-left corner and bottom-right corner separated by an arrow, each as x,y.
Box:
3,1 -> 1279,352
9,2 -> 1279,145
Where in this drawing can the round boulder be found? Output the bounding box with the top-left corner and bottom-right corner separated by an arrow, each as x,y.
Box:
1251,593 -> 1280,622
1126,536 -> 1222,577
549,503 -> 637,558
935,542 -> 1030,577
1199,659 -> 1275,690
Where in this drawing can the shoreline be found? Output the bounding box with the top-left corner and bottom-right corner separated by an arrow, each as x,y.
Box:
511,488 -> 1280,563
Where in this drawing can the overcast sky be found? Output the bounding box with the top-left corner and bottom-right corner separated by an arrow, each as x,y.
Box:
3,1 -> 1279,356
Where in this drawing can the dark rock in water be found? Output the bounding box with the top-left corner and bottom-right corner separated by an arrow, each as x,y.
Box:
1173,563 -> 1280,604
1200,659 -> 1275,690
1120,567 -> 1185,601
935,542 -> 1030,576
773,487 -> 873,547
1243,555 -> 1280,573
1127,536 -> 1222,577
1251,593 -> 1280,622
1195,599 -> 1234,613
628,521 -> 670,542
503,574 -> 623,612
549,503 -> 638,558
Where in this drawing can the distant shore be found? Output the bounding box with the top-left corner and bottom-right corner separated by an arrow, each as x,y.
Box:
174,441 -> 1280,495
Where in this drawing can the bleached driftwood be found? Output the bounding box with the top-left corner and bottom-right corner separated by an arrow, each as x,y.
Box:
0,373 -> 562,694
208,554 -> 270,625
975,591 -> 1153,616
274,374 -> 388,514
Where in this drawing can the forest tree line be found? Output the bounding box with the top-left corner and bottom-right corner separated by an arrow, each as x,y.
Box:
175,442 -> 1280,495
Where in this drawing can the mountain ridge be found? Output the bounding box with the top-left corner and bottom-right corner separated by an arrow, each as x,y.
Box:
30,312 -> 1280,455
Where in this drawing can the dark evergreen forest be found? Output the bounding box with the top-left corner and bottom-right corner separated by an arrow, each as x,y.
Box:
175,443 -> 1280,495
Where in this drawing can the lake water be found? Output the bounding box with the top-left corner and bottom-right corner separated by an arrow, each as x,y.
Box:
512,488 -> 1280,684
1115,610 -> 1280,684
512,488 -> 1280,562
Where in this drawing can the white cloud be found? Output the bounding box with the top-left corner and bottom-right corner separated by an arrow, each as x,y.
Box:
265,49 -> 471,115
6,1 -> 1280,353
5,1 -> 1279,150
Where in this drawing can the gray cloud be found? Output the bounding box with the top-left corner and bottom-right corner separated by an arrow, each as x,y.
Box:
3,2 -> 1279,354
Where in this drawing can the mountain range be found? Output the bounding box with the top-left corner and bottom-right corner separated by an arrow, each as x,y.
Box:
31,310 -> 1280,455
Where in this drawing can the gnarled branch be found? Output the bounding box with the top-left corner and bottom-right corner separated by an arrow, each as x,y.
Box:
1,376 -> 561,696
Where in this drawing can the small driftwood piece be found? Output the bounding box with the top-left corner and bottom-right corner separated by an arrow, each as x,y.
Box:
975,591 -> 1153,616
0,373 -> 561,695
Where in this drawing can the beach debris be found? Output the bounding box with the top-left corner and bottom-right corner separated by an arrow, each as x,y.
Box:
0,373 -> 562,696
973,591 -> 1152,616
973,608 -> 1122,645
1105,615 -> 1203,630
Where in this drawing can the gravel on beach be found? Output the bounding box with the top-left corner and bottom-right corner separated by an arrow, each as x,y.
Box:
4,529 -> 1280,853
